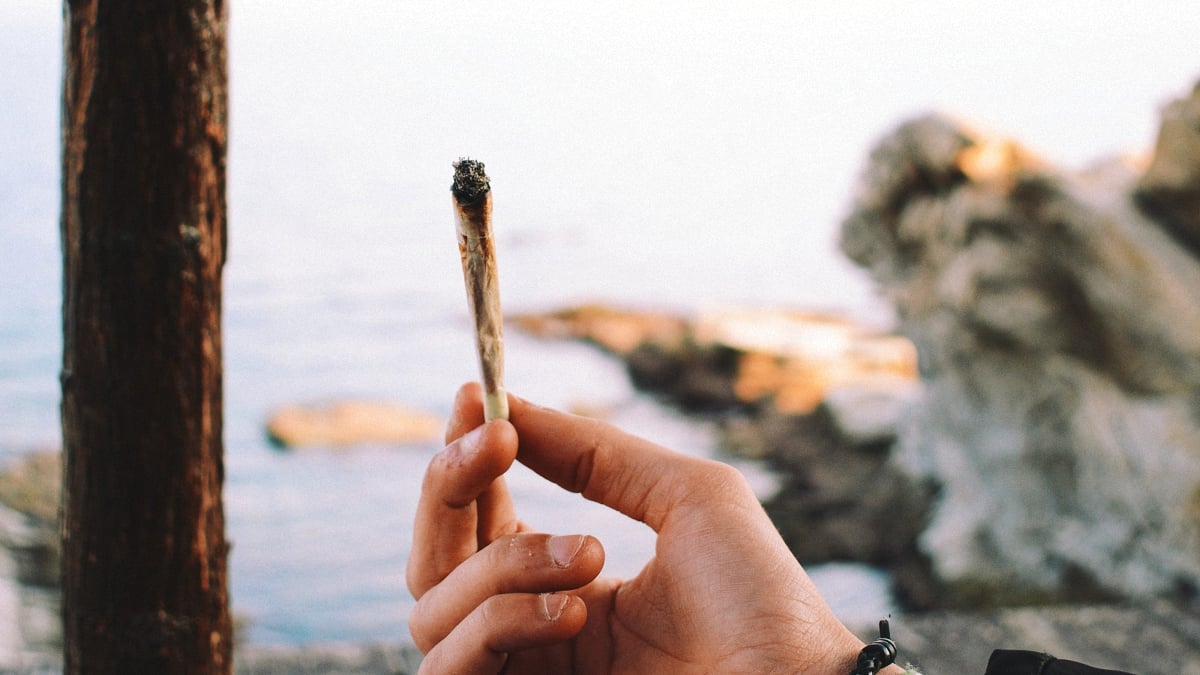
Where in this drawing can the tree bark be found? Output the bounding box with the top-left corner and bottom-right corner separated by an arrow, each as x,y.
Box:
60,1 -> 231,672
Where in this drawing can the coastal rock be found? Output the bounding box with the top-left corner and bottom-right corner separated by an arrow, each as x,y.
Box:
0,452 -> 62,670
840,81 -> 1200,605
512,303 -> 688,356
1135,80 -> 1200,255
746,404 -> 933,572
266,401 -> 443,448
0,452 -> 60,588
823,377 -> 922,447
693,307 -> 917,415
517,304 -> 918,415
887,598 -> 1200,675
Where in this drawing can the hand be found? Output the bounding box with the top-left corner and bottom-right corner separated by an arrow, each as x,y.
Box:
407,383 -> 894,674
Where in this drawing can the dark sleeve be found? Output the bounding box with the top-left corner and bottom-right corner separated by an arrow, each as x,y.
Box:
984,650 -> 1135,675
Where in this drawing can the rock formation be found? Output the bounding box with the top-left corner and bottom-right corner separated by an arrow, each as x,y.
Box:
265,401 -> 443,448
1136,80 -> 1200,257
0,451 -> 61,669
840,81 -> 1200,605
515,304 -> 916,415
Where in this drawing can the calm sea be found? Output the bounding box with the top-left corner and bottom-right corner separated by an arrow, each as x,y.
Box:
2,1 -> 1196,645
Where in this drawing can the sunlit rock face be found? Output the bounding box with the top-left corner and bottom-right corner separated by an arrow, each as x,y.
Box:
265,401 -> 443,448
840,82 -> 1200,605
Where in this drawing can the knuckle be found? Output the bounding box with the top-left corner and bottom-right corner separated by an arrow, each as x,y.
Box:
470,595 -> 511,649
406,598 -> 437,653
706,459 -> 747,486
690,458 -> 754,502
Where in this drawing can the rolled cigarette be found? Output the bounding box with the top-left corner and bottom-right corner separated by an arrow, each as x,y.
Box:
452,158 -> 509,421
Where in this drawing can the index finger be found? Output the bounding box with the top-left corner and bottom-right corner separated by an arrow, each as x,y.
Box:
407,386 -> 519,599
444,383 -> 522,544
506,394 -> 729,531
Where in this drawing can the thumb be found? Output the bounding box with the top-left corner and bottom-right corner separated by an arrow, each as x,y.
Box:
506,393 -> 741,531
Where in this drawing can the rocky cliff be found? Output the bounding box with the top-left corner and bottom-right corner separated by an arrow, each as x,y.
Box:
840,80 -> 1200,605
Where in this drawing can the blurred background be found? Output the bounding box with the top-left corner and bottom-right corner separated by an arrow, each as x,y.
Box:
2,0 -> 1198,648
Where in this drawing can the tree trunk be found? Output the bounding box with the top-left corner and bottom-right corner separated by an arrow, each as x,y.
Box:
60,1 -> 231,672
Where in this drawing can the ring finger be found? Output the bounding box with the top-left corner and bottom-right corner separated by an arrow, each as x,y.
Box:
417,592 -> 588,674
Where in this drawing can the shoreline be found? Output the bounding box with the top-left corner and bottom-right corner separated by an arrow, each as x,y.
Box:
6,602 -> 1196,675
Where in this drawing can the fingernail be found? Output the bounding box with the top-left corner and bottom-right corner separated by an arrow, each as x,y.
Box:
540,593 -> 569,621
548,535 -> 584,568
